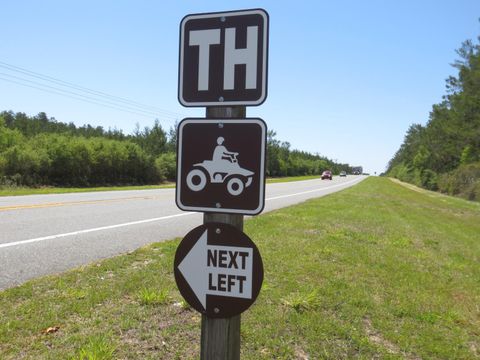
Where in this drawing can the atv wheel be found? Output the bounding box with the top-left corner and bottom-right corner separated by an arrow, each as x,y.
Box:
186,169 -> 207,192
227,177 -> 244,196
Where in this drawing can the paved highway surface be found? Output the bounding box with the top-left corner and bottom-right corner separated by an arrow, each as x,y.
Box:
0,176 -> 365,290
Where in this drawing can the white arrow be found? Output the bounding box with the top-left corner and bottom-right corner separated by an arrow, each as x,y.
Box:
178,229 -> 253,310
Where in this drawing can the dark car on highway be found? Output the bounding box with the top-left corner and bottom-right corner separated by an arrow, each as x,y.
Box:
321,170 -> 332,180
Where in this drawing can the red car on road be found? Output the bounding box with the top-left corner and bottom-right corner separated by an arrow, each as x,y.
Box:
321,170 -> 332,180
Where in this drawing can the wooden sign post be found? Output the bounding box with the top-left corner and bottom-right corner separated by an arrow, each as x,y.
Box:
201,106 -> 244,360
176,9 -> 269,359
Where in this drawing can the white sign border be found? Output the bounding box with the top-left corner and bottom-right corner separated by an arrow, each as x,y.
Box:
178,8 -> 269,107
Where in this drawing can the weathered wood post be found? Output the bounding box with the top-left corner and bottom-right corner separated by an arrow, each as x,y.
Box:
175,8 -> 268,359
200,106 -> 245,360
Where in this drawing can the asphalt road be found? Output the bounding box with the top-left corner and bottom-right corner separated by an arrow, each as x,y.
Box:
0,176 -> 365,290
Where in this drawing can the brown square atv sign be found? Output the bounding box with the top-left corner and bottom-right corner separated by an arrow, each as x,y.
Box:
176,118 -> 266,215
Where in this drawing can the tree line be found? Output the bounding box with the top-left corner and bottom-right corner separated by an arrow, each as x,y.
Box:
0,111 -> 352,187
386,35 -> 480,201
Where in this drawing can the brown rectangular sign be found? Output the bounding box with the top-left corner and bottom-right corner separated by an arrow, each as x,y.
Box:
178,9 -> 269,107
176,118 -> 266,215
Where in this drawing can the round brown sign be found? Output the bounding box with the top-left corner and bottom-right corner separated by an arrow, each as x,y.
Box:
174,222 -> 263,318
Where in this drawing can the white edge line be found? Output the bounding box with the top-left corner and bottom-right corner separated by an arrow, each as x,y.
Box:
1,177 -> 363,249
265,177 -> 363,201
0,212 -> 195,250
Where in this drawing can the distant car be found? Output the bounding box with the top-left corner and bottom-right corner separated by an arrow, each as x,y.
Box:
321,170 -> 332,180
339,171 -> 347,177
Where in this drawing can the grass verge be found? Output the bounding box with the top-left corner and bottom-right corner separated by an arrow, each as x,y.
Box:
266,175 -> 321,183
0,177 -> 479,359
0,176 -> 321,197
0,184 -> 175,197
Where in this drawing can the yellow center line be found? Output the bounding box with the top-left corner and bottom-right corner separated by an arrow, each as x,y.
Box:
0,195 -> 164,212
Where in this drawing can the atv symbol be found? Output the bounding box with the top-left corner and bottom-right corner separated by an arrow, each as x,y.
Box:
186,137 -> 254,196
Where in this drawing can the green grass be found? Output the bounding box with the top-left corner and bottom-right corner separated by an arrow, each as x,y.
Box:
0,175 -> 319,196
0,183 -> 175,197
0,177 -> 479,359
137,288 -> 171,306
74,335 -> 116,360
266,175 -> 320,183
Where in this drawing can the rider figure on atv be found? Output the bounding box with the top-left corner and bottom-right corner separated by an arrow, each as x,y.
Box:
212,137 -> 238,163
185,136 -> 254,195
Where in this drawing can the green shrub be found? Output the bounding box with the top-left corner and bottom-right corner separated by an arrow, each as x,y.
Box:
420,169 -> 438,190
389,163 -> 416,183
437,173 -> 453,194
0,122 -> 24,153
437,162 -> 480,201
2,145 -> 50,186
154,152 -> 176,182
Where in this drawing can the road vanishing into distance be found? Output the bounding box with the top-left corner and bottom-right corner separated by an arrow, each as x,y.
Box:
0,176 -> 365,290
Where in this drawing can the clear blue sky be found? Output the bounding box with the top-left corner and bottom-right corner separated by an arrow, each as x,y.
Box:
1,1 -> 479,174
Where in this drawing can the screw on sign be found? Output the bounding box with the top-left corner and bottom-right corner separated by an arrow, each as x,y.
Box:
174,222 -> 263,318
